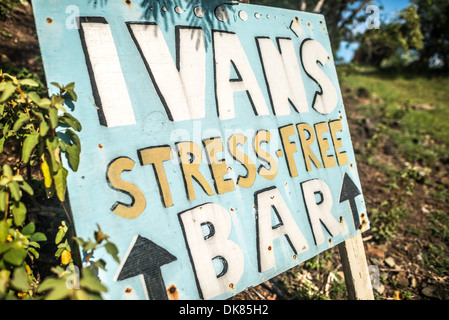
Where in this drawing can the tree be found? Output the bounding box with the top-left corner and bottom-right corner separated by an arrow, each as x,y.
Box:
354,5 -> 424,68
252,0 -> 373,52
411,0 -> 449,70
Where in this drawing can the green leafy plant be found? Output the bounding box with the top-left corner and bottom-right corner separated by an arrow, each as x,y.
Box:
37,224 -> 119,300
0,165 -> 48,299
0,71 -> 81,202
1,69 -> 118,299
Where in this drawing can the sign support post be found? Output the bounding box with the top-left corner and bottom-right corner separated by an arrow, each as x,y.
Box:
338,233 -> 374,300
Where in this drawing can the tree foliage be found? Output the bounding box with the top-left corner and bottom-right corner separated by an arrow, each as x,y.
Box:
354,5 -> 424,68
252,0 -> 373,52
411,0 -> 449,70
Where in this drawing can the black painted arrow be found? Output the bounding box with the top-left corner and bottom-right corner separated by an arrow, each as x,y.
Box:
339,173 -> 362,230
116,235 -> 177,300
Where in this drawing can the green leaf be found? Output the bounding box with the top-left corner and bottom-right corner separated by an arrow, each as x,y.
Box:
37,277 -> 68,298
104,242 -> 120,263
74,237 -> 85,247
2,164 -> 13,177
50,82 -> 62,90
0,136 -> 5,154
0,243 -> 10,254
38,98 -> 51,108
0,82 -> 16,103
59,113 -> 82,132
19,79 -> 39,87
45,136 -> 59,153
65,82 -> 75,90
4,248 -> 27,266
28,247 -> 39,260
2,123 -> 10,138
19,181 -> 34,196
39,119 -> 50,136
22,132 -> 40,163
82,239 -> 97,252
66,144 -> 80,172
0,221 -> 9,243
27,91 -> 41,104
12,114 -> 31,132
44,284 -> 71,300
55,228 -> 66,245
8,181 -> 21,202
12,201 -> 26,227
80,268 -> 107,293
11,267 -> 30,292
66,89 -> 77,102
0,190 -> 6,213
46,137 -> 61,172
0,177 -> 8,186
54,167 -> 68,202
12,175 -> 23,182
30,232 -> 47,242
28,241 -> 40,248
48,107 -> 58,129
58,139 -> 67,152
66,129 -> 81,152
74,289 -> 90,300
22,222 -> 35,236
92,259 -> 107,271
55,247 -> 64,257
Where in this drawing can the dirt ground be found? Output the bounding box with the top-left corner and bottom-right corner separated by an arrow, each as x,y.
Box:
1,2 -> 448,301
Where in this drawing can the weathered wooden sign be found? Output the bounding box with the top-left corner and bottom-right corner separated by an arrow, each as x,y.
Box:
33,0 -> 370,300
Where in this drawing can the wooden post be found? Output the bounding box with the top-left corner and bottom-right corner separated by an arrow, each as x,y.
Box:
338,233 -> 374,300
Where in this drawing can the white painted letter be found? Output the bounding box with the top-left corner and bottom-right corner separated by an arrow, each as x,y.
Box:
128,24 -> 206,122
256,187 -> 309,273
257,37 -> 309,115
179,203 -> 244,300
79,17 -> 136,127
301,179 -> 342,245
301,39 -> 338,114
213,31 -> 269,120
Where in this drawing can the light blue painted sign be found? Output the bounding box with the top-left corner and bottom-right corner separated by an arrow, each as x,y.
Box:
32,0 -> 369,300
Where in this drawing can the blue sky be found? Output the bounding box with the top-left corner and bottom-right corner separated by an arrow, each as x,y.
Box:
337,0 -> 411,63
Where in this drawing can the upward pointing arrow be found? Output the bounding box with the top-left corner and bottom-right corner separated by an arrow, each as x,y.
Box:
339,173 -> 362,230
116,235 -> 177,300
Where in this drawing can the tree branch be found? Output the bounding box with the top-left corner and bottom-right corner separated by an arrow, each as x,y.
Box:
339,0 -> 371,29
313,0 -> 326,13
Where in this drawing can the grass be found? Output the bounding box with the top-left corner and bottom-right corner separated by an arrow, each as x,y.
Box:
335,65 -> 449,299
338,64 -> 449,166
